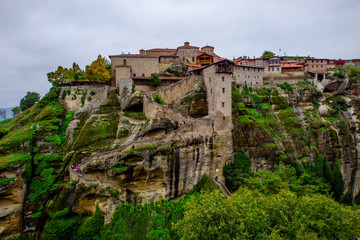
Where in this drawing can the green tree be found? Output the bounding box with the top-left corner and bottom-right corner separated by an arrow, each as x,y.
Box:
19,92 -> 40,111
323,157 -> 332,185
147,73 -> 162,87
223,152 -> 252,192
331,161 -> 344,201
175,189 -> 360,240
315,155 -> 324,178
43,208 -> 82,240
261,50 -> 275,59
12,106 -> 21,117
84,55 -> 111,83
76,205 -> 104,240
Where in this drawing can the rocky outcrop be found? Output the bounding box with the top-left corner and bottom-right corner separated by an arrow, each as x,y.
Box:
0,165 -> 25,239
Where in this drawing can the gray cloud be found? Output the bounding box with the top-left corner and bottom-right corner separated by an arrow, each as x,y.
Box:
1,0 -> 360,107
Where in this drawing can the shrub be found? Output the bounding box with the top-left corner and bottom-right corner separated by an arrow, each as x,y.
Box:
147,73 -> 162,87
153,94 -> 166,105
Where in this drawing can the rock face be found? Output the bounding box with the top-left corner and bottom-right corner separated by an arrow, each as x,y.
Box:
0,165 -> 25,238
1,73 -> 360,239
232,81 -> 360,196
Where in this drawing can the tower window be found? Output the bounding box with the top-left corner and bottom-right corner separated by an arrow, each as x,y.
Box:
123,59 -> 127,65
222,88 -> 225,93
222,102 -> 225,107
222,77 -> 225,82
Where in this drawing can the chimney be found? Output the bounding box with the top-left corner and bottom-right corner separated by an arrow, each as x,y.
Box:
184,42 -> 190,46
139,49 -> 145,55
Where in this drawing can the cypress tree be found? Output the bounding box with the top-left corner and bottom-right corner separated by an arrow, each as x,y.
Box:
315,156 -> 324,178
323,157 -> 332,185
331,161 -> 345,202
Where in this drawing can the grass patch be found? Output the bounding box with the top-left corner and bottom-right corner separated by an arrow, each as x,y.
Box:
0,153 -> 31,170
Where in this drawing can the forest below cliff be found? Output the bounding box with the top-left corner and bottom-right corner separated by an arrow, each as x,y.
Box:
1,64 -> 360,239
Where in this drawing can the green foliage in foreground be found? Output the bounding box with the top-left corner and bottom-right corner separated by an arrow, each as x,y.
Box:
99,199 -> 186,240
175,189 -> 360,240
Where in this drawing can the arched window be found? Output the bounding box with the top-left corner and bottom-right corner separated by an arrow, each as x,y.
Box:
133,73 -> 136,77
123,59 -> 126,65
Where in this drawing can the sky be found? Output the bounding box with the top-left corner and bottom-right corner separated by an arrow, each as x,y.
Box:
1,0 -> 360,108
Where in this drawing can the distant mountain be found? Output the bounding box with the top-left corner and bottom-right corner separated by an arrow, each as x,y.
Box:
0,107 -> 14,120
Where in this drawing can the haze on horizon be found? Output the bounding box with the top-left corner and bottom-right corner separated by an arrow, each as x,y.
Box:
0,0 -> 359,108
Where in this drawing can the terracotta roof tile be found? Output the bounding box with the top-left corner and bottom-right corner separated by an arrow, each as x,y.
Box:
146,48 -> 176,52
109,54 -> 157,58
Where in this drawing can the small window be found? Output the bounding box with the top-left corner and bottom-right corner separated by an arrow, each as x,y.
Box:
163,58 -> 167,63
123,59 -> 127,65
210,89 -> 212,93
222,88 -> 225,93
192,57 -> 195,62
183,57 -> 185,61
173,58 -> 176,62
222,102 -> 225,107
133,73 -> 136,77
142,73 -> 145,77
222,77 -> 225,82
223,116 -> 225,120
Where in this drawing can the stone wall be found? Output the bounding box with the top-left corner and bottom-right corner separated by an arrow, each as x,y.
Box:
59,85 -> 111,112
145,76 -> 202,104
111,56 -> 159,77
233,66 -> 264,86
118,78 -> 133,110
115,66 -> 131,84
202,65 -> 233,132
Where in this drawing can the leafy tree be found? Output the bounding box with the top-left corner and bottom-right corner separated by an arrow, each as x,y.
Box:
43,208 -> 83,240
261,50 -> 275,59
246,162 -> 329,195
99,199 -> 186,240
147,73 -> 162,87
190,174 -> 217,194
331,161 -> 344,201
19,92 -> 40,111
223,152 -> 252,192
12,106 -> 21,117
175,189 -> 360,240
76,205 -> 104,240
84,55 -> 111,83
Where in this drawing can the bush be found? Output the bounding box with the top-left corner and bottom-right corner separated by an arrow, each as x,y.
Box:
153,94 -> 166,105
147,73 -> 162,87
174,189 -> 360,240
43,208 -> 83,240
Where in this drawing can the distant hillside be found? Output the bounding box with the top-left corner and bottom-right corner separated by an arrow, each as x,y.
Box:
0,107 -> 14,120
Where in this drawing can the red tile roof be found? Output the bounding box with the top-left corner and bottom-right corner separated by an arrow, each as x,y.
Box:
109,54 -> 157,58
177,45 -> 199,49
146,48 -> 176,52
281,64 -> 304,68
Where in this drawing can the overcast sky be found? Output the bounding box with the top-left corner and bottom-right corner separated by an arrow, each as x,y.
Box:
1,0 -> 359,108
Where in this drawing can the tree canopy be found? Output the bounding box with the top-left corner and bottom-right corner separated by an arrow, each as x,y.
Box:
261,50 -> 275,59
147,73 -> 162,87
47,55 -> 111,85
84,55 -> 111,83
19,91 -> 40,111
